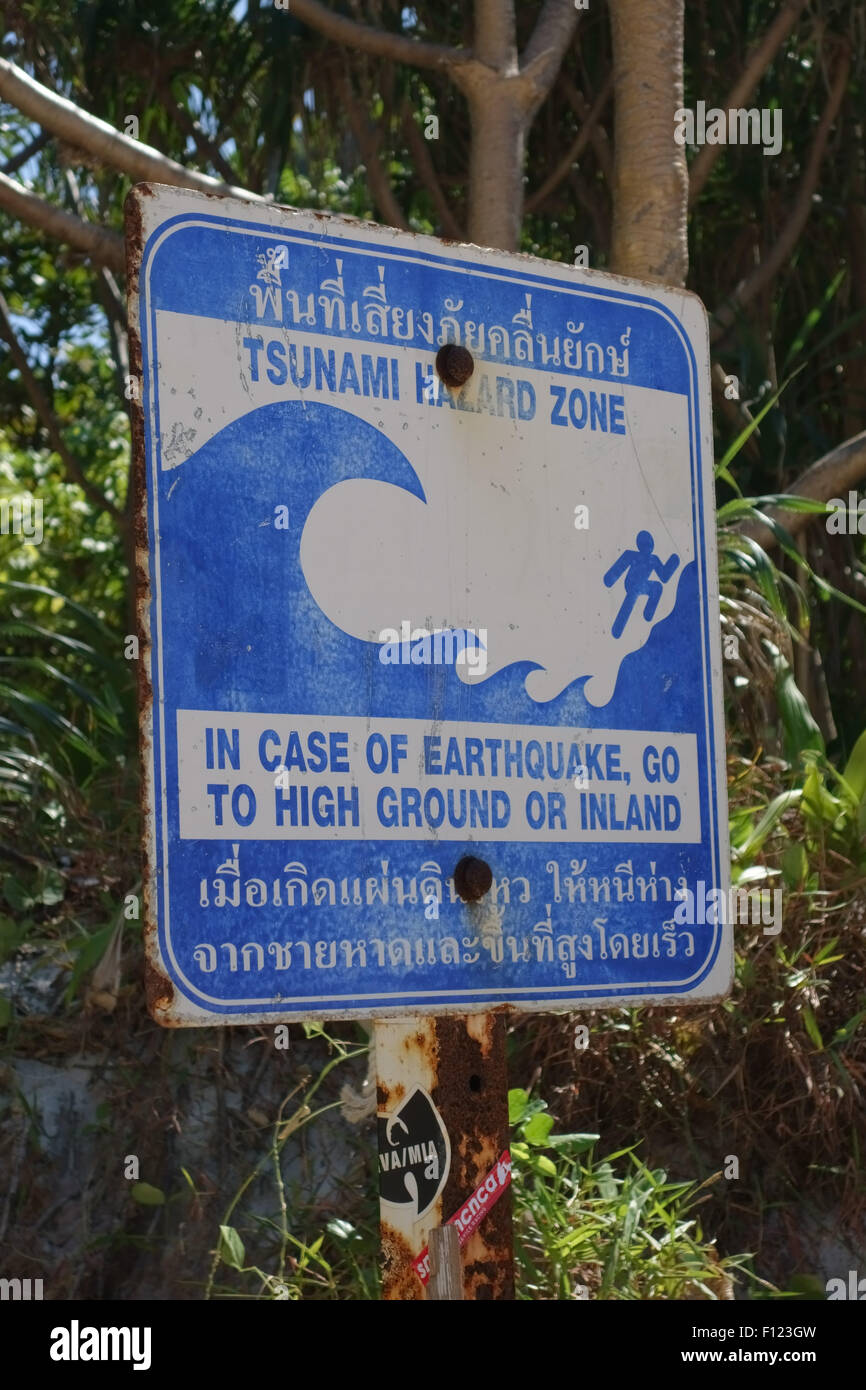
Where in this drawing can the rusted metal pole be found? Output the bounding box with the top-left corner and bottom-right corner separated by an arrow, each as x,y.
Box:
375,1013 -> 514,1301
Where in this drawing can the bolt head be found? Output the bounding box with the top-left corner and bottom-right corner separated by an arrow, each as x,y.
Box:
453,855 -> 493,902
436,344 -> 474,388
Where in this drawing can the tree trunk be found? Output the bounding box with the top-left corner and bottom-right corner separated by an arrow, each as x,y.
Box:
450,0 -> 521,252
463,78 -> 526,251
608,0 -> 688,285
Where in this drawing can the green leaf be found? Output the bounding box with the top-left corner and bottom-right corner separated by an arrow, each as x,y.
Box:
715,368 -> 802,476
547,1132 -> 600,1152
179,1167 -> 197,1195
0,915 -> 25,964
801,1007 -> 824,1052
594,1162 -> 618,1201
731,789 -> 801,862
0,579 -> 118,641
326,1219 -> 361,1242
801,764 -> 840,826
535,1154 -> 557,1177
130,1182 -> 166,1206
786,1273 -> 827,1300
842,727 -> 866,803
523,1112 -> 555,1146
811,938 -> 840,966
717,494 -> 829,523
64,922 -> 117,1002
0,996 -> 12,1028
508,1087 -> 531,1125
715,464 -> 740,493
829,1010 -> 866,1048
781,269 -> 846,372
770,647 -> 824,762
218,1224 -> 246,1270
781,842 -> 808,890
37,868 -> 65,906
734,865 -> 780,885
738,494 -> 831,516
3,876 -> 35,912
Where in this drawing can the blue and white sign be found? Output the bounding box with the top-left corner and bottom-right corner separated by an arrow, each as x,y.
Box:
129,184 -> 730,1024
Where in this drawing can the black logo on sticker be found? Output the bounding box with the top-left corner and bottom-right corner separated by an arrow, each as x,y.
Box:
378,1086 -> 450,1218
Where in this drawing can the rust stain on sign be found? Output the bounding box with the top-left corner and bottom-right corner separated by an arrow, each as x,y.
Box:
143,956 -> 177,1025
125,185 -> 160,1025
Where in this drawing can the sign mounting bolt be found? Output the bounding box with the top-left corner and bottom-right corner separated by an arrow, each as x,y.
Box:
453,855 -> 492,902
436,345 -> 474,389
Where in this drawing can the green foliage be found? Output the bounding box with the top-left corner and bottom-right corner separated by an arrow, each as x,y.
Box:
509,1088 -> 750,1301
0,578 -> 134,800
197,1064 -> 751,1303
217,1224 -> 245,1269
205,1027 -> 376,1301
130,1182 -> 166,1207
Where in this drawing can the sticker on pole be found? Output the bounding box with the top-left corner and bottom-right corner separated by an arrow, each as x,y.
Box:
413,1150 -> 513,1286
128,183 -> 731,1025
378,1087 -> 449,1218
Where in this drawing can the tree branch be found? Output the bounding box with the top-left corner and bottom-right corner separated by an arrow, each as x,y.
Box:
710,46 -> 850,343
288,0 -> 471,72
560,74 -> 613,184
473,0 -> 517,73
338,71 -> 409,230
608,0 -> 688,284
0,58 -> 261,200
520,0 -> 579,104
63,169 -> 130,409
401,102 -> 463,238
0,170 -> 125,271
525,73 -> 612,213
569,165 -> 610,250
739,430 -> 866,551
711,362 -> 760,462
0,292 -> 122,522
157,78 -> 240,187
2,129 -> 51,176
689,0 -> 809,205
95,268 -> 130,400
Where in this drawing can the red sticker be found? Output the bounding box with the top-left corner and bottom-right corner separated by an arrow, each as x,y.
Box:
413,1149 -> 512,1285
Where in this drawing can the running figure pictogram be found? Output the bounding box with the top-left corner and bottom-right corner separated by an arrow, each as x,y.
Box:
603,531 -> 680,639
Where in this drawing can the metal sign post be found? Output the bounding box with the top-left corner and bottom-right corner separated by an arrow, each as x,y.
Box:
374,1013 -> 512,1300
127,184 -> 728,1301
